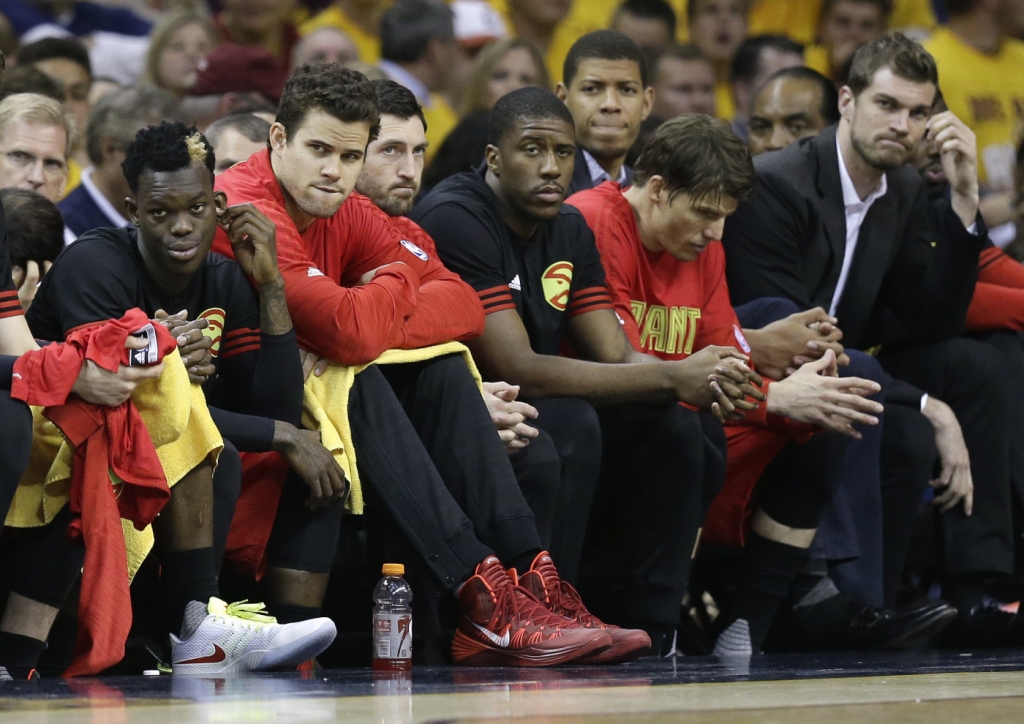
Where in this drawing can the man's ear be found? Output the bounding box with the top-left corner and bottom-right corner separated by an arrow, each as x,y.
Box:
554,83 -> 569,102
124,195 -> 139,226
213,191 -> 228,215
269,122 -> 288,153
646,175 -> 666,205
641,86 -> 654,122
484,144 -> 500,176
838,86 -> 855,123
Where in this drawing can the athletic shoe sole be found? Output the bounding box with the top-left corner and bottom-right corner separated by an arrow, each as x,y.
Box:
172,619 -> 337,675
451,629 -> 613,667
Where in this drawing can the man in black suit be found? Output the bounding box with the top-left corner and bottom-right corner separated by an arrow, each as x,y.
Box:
556,30 -> 651,197
723,33 -> 1018,644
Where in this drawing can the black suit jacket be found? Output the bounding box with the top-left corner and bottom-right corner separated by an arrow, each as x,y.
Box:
566,146 -> 635,197
722,125 -> 983,405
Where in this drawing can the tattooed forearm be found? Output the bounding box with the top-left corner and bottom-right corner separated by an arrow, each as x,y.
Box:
259,278 -> 293,336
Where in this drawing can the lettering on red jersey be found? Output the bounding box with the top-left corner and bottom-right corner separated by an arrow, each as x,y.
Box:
630,300 -> 702,355
542,261 -> 573,311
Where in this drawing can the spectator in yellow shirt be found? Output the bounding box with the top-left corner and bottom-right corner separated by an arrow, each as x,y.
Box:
925,0 -> 1024,232
300,0 -> 385,64
687,0 -> 749,120
650,43 -> 717,118
378,0 -> 464,163
804,0 -> 889,82
746,0 -> 934,46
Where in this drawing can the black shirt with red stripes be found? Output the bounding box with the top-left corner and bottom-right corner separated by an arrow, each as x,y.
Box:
411,167 -> 612,356
27,227 -> 301,451
0,202 -> 24,389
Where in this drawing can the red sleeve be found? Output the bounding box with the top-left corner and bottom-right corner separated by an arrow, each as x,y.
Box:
215,200 -> 421,365
591,220 -> 644,351
966,248 -> 1024,332
390,218 -> 485,349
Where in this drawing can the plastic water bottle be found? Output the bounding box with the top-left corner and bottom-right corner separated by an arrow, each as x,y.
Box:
372,563 -> 413,672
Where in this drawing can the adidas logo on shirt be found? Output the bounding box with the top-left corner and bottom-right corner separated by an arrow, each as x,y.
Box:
509,275 -> 521,291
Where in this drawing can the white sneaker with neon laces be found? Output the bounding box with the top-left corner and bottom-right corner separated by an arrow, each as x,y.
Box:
171,598 -> 337,674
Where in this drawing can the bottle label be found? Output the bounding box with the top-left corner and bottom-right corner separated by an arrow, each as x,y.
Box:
374,613 -> 412,660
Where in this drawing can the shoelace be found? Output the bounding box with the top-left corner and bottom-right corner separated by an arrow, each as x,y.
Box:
530,558 -> 604,628
210,599 -> 278,629
491,567 -> 571,633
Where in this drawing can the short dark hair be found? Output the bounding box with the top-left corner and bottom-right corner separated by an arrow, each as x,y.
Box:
380,0 -> 454,64
846,32 -> 937,97
0,66 -> 64,102
614,0 -> 677,39
276,64 -> 380,142
18,37 -> 92,77
633,114 -> 755,204
205,113 -> 272,148
563,30 -> 648,88
371,78 -> 427,132
944,0 -> 979,14
488,87 -> 575,146
652,43 -> 709,73
822,0 -> 892,18
759,66 -> 840,125
687,0 -> 751,21
0,188 -> 64,269
86,86 -> 179,166
121,121 -> 216,194
730,34 -> 804,84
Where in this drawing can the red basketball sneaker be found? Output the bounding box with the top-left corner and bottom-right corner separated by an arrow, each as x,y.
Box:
452,556 -> 612,666
518,552 -> 651,664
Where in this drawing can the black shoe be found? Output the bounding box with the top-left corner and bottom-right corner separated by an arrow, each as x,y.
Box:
932,604 -> 1020,648
778,596 -> 956,652
0,666 -> 39,681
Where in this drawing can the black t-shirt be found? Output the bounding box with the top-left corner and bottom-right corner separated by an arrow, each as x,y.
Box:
411,168 -> 612,356
27,227 -> 296,449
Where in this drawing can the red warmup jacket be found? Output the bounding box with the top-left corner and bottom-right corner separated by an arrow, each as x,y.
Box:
12,309 -> 176,677
213,150 -> 485,364
966,246 -> 1024,332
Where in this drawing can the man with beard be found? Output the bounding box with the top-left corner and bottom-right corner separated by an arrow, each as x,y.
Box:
724,34 -> 1022,644
352,79 -> 593,581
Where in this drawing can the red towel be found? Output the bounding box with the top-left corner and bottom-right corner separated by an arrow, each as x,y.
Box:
12,309 -> 177,677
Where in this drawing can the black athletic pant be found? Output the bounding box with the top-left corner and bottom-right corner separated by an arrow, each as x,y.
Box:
878,338 -> 1014,577
582,404 -> 727,626
528,398 -> 602,584
0,392 -> 31,519
350,358 -> 541,593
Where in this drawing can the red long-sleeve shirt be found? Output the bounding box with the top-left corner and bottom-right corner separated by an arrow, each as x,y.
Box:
965,245 -> 1024,332
213,150 -> 485,364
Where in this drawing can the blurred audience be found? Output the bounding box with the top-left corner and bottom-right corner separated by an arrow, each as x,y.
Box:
17,37 -> 91,142
0,0 -> 150,42
503,0 -> 578,80
925,0 -> 1024,240
688,0 -> 749,120
729,34 -> 805,139
213,0 -> 299,65
291,26 -> 359,67
650,43 -> 717,118
0,92 -> 72,205
0,65 -> 62,101
301,0 -> 385,63
611,0 -> 677,56
141,10 -> 219,99
805,0 -> 890,82
180,44 -> 287,130
379,0 -> 463,162
205,112 -> 272,174
58,85 -> 177,242
459,37 -> 549,115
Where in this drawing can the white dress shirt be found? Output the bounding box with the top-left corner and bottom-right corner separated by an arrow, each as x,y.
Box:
829,137 -> 889,317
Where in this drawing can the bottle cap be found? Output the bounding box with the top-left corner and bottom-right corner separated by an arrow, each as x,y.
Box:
382,563 -> 405,576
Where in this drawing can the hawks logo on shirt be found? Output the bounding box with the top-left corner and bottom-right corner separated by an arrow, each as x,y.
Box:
541,262 -> 573,311
400,239 -> 429,261
199,308 -> 226,357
